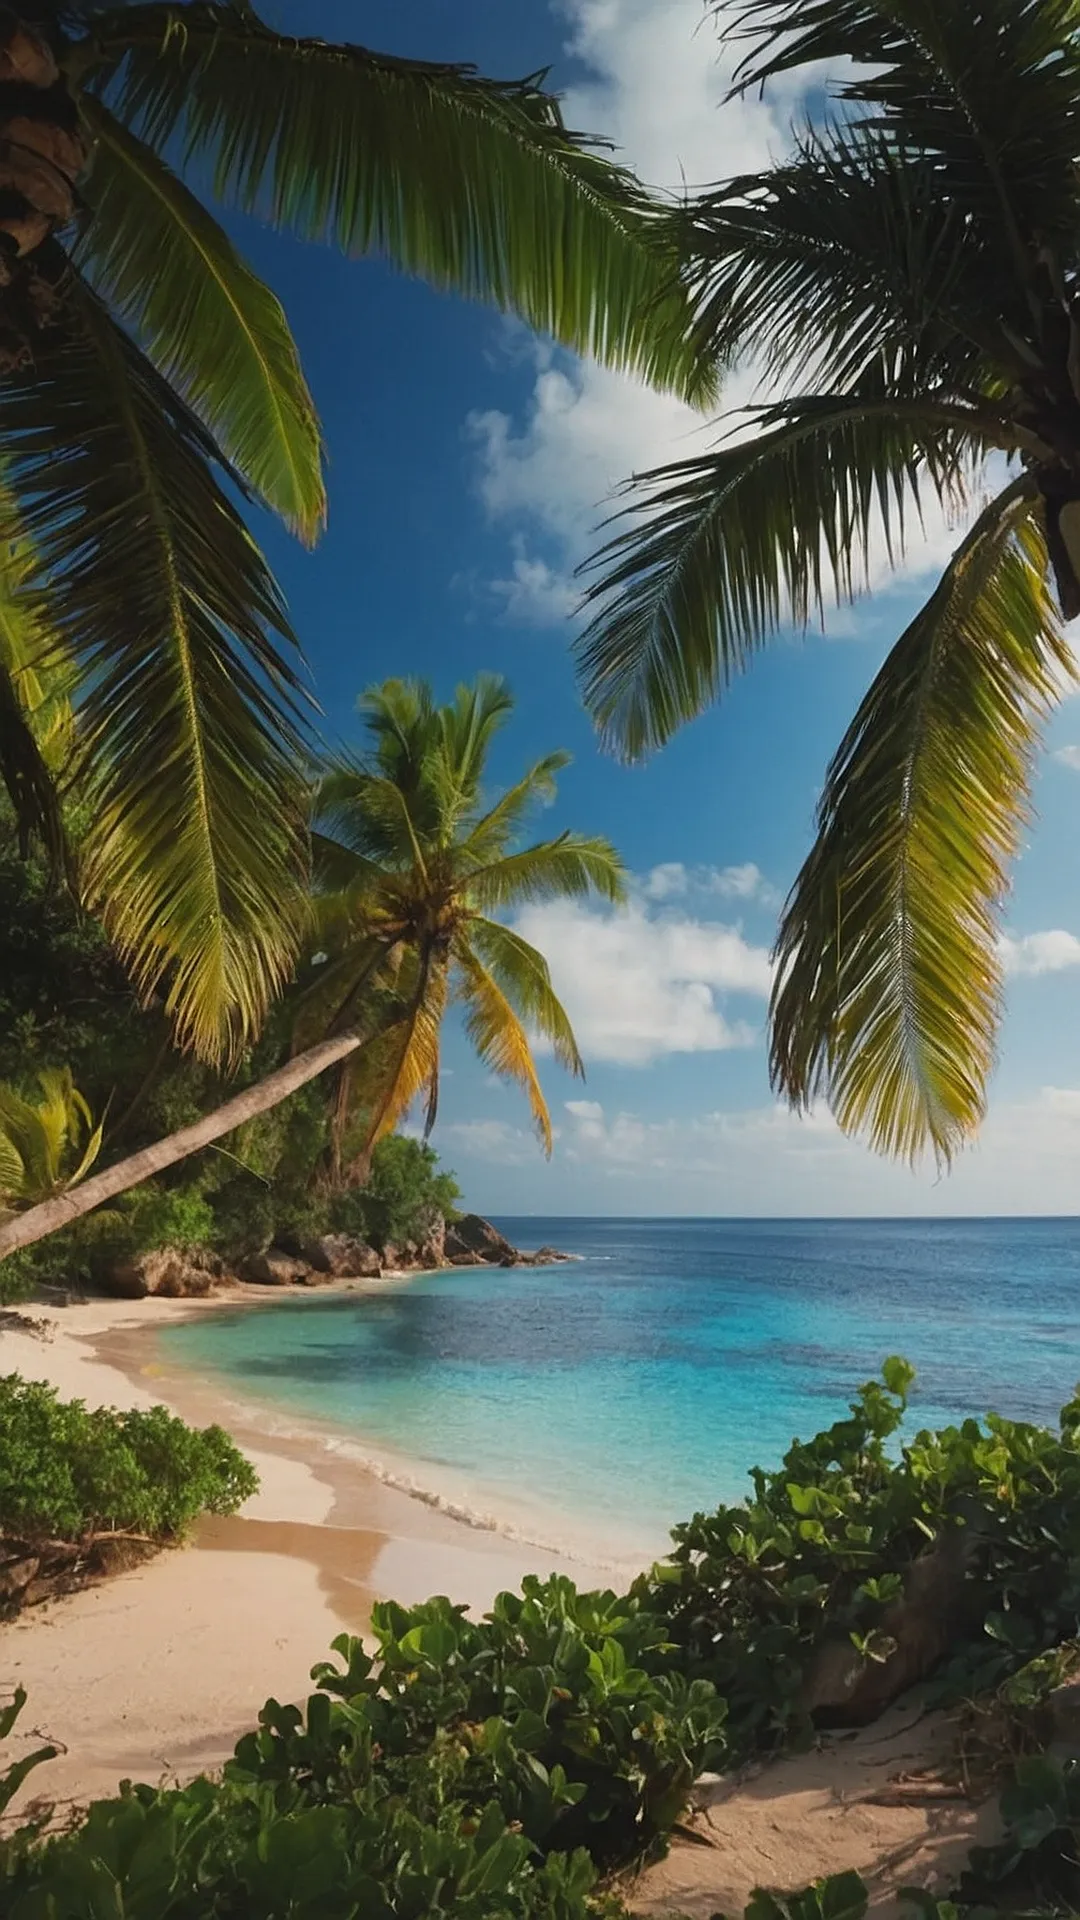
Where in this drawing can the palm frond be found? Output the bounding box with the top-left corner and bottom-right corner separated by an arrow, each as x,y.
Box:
723,0 -> 1080,256
346,950 -> 448,1171
455,940 -> 554,1152
458,751 -> 571,867
77,94 -> 325,540
769,478 -> 1070,1162
0,479 -> 71,862
0,1068 -> 102,1207
466,835 -> 627,911
434,673 -> 514,840
468,916 -> 584,1077
0,270 -> 311,1062
87,2 -> 713,404
577,390 -> 987,759
668,127 -> 1015,395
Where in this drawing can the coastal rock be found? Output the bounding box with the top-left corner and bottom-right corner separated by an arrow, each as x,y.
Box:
802,1524 -> 984,1726
98,1248 -> 220,1300
289,1233 -> 382,1279
239,1250 -> 310,1288
383,1216 -> 445,1271
443,1214 -> 517,1266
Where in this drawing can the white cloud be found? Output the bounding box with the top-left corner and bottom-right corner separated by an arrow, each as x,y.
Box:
1054,745 -> 1080,771
1000,930 -> 1080,977
641,860 -> 780,908
512,896 -> 770,1065
487,536 -> 578,625
544,1086 -> 1080,1213
438,1119 -> 535,1164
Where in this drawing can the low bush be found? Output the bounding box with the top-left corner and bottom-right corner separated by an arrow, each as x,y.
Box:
0,1374 -> 258,1543
636,1360 -> 1080,1760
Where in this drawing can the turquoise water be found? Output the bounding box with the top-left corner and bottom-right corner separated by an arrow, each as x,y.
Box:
161,1217 -> 1080,1563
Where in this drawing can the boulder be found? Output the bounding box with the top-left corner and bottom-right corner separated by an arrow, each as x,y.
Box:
802,1524 -> 984,1726
98,1248 -> 220,1300
443,1214 -> 517,1266
239,1250 -> 310,1287
287,1234 -> 382,1279
383,1216 -> 446,1272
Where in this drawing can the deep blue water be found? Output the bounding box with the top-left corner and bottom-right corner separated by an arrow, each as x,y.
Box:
161,1217 -> 1080,1561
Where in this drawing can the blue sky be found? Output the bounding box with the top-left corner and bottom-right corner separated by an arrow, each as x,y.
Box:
245,0 -> 1080,1216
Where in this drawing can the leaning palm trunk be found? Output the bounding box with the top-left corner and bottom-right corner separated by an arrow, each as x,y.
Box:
0,1030 -> 363,1259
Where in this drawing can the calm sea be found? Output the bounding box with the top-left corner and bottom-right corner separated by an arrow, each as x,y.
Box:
160,1217 -> 1080,1566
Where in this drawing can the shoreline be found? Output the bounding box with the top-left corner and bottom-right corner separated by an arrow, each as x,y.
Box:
0,1288 -> 618,1817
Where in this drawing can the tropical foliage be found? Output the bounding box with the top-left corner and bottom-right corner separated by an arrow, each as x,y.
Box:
301,673 -> 625,1177
0,0 -> 706,1065
0,1069 -> 102,1215
7,1366 -> 1080,1916
0,1372 -> 257,1545
578,0 -> 1080,1162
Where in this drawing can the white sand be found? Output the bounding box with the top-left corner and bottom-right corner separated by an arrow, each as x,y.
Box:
0,1295 -> 610,1815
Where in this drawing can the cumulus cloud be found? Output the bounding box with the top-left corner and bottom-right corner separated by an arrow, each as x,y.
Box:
641,860 -> 781,908
1000,930 -> 1080,977
487,537 -> 577,625
543,1085 -> 1080,1213
512,897 -> 769,1066
1054,745 -> 1080,771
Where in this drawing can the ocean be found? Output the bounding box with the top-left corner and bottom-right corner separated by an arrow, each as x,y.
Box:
160,1216 -> 1080,1569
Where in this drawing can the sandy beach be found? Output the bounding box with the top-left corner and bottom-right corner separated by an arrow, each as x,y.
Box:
0,1289 -> 613,1818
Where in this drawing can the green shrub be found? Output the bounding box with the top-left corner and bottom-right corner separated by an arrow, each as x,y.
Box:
0,1375 -> 258,1542
636,1361 -> 1080,1760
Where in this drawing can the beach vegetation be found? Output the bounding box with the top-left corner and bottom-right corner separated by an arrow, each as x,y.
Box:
6,1363 -> 1080,1915
577,0 -> 1080,1165
0,1373 -> 257,1550
0,4 -> 705,1075
0,676 -> 621,1263
0,1070 -> 103,1214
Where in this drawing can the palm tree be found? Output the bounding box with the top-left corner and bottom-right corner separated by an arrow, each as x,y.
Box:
577,0 -> 1080,1165
0,675 -> 623,1257
0,2 -> 709,1066
303,675 -> 624,1180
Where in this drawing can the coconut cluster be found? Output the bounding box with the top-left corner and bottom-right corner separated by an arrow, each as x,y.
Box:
0,13 -> 87,276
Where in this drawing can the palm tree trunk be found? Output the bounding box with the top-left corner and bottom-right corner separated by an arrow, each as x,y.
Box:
0,1031 -> 363,1260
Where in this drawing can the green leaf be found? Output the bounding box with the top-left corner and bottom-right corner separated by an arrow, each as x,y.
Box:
881,1356 -> 916,1401
77,94 -> 325,541
577,389 -> 980,760
770,481 -> 1071,1161
89,3 -> 713,404
0,270 -> 311,1063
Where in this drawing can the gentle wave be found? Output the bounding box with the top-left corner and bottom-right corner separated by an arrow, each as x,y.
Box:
197,1375 -> 651,1576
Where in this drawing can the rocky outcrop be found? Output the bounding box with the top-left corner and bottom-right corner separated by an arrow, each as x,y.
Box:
442,1217 -> 572,1268
98,1248 -> 226,1300
239,1249 -> 328,1288
291,1233 -> 382,1279
444,1214 -> 517,1266
97,1216 -> 570,1300
383,1216 -> 445,1272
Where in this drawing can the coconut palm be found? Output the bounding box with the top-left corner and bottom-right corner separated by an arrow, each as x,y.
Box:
0,674 -> 622,1256
577,0 -> 1080,1165
0,2 -> 708,1066
0,1068 -> 102,1215
303,674 -> 625,1180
